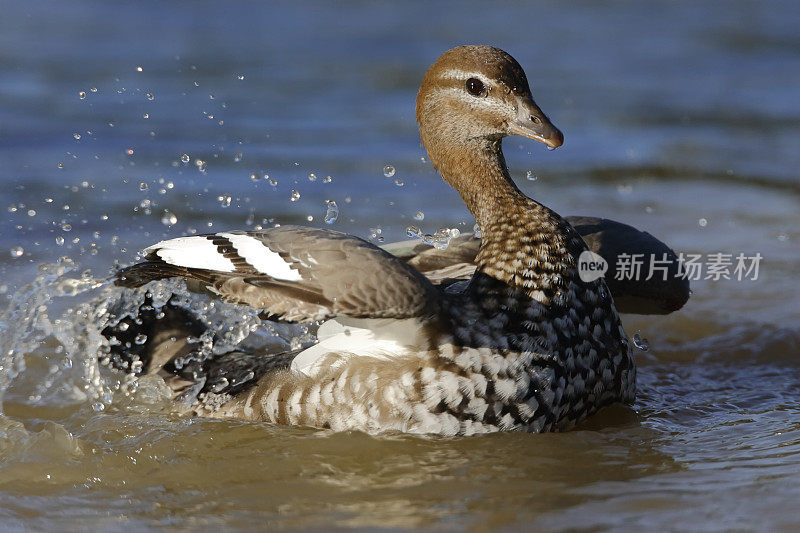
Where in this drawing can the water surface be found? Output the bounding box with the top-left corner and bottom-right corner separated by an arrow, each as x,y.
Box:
1,1 -> 799,530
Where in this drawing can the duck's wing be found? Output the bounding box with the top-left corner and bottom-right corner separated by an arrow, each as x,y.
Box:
382,216 -> 690,314
566,216 -> 689,314
382,234 -> 480,287
116,226 -> 441,322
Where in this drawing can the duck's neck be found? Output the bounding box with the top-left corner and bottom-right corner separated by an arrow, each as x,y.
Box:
429,137 -> 519,227
430,137 -> 583,300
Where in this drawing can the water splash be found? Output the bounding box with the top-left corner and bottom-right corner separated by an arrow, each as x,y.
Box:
633,332 -> 650,352
324,200 -> 339,225
0,260 -> 300,415
405,227 -> 459,250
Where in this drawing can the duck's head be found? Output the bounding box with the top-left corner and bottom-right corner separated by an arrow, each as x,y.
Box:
416,45 -> 563,169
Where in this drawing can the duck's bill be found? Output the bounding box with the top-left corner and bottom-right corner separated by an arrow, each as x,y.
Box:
508,98 -> 564,149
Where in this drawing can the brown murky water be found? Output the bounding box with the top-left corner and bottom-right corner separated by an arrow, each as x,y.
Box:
1,1 -> 799,530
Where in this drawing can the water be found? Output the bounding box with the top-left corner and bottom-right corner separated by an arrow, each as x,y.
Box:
1,0 -> 799,530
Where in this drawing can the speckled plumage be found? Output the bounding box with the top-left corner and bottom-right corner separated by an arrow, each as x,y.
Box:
115,45 -> 636,435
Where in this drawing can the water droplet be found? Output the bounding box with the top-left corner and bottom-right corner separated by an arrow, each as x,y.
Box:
429,228 -> 453,250
383,165 -> 395,178
57,162 -> 64,169
139,182 -> 149,191
290,190 -> 300,202
218,195 -> 232,207
126,148 -> 134,155
78,91 -> 86,99
546,145 -> 555,151
73,133 -> 81,140
138,199 -> 152,214
394,179 -> 404,187
55,236 -> 64,246
161,210 -> 178,226
134,333 -> 147,345
308,173 -> 317,182
268,178 -> 278,187
526,171 -> 538,181
413,211 -> 424,221
210,377 -> 229,393
324,200 -> 339,224
250,173 -> 261,181
195,159 -> 206,172
406,226 -> 422,239
27,209 -> 36,217
10,246 -> 23,258
306,215 -> 313,222
237,74 -> 245,80
322,175 -> 332,183
632,332 -> 649,351
181,154 -> 190,164
136,66 -> 143,72
234,152 -> 243,162
698,218 -> 708,227
146,92 -> 154,101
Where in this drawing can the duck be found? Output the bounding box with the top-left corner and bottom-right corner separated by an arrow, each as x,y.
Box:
112,45 -> 648,435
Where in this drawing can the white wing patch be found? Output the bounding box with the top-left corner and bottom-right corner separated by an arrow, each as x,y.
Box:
219,232 -> 301,281
144,237 -> 236,272
143,232 -> 302,280
291,318 -> 422,377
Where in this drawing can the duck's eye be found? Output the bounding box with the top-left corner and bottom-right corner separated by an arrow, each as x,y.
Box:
466,78 -> 487,97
